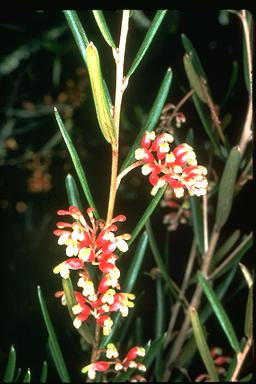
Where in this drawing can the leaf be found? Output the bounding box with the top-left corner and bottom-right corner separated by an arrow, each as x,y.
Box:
54,107 -> 99,218
190,307 -> 219,382
209,233 -> 252,280
221,61 -> 239,107
126,10 -> 167,78
92,11 -> 116,48
129,185 -> 167,246
200,266 -> 237,324
239,262 -> 253,288
183,54 -> 206,102
215,146 -> 241,229
22,369 -> 31,383
4,345 -> 16,383
198,272 -> 241,353
146,220 -> 179,300
65,174 -> 83,211
122,231 -> 148,292
62,277 -> 94,345
211,229 -> 240,269
135,317 -> 143,345
40,361 -> 48,383
190,196 -> 204,254
86,42 -> 116,144
244,286 -> 253,338
120,68 -> 172,172
154,276 -> 165,380
181,34 -> 207,79
37,286 -> 71,382
192,93 -> 222,156
14,368 -> 22,383
100,232 -> 148,347
63,11 -> 89,65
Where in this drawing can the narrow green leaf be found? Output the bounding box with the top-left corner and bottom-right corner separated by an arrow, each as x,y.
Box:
211,229 -> 240,269
198,272 -> 241,353
126,10 -> 167,78
192,93 -> 222,156
215,146 -> 241,229
190,307 -> 219,382
181,34 -> 207,79
100,232 -> 148,347
183,54 -> 206,102
62,277 -> 94,345
63,11 -> 89,65
121,68 -> 172,172
142,335 -> 165,370
201,266 -> 237,324
86,42 -> 116,144
37,285 -> 71,382
190,196 -> 204,254
155,276 -> 164,339
244,286 -> 253,338
65,174 -> 83,211
210,233 -> 252,281
221,61 -> 239,107
129,186 -> 167,247
22,369 -> 31,383
14,368 -> 22,383
54,107 -> 99,218
239,373 -> 253,382
146,220 -> 179,300
40,361 -> 48,383
123,231 -> 148,292
176,334 -> 197,368
92,11 -> 116,48
4,345 -> 16,383
154,276 -> 165,380
135,317 -> 143,345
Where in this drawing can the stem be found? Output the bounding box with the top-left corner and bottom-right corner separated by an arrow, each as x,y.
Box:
238,11 -> 253,156
106,10 -> 130,223
163,226 -> 220,381
164,238 -> 197,347
230,336 -> 253,382
169,90 -> 194,122
116,160 -> 144,190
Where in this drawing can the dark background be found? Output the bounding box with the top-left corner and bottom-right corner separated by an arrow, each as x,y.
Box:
0,10 -> 253,381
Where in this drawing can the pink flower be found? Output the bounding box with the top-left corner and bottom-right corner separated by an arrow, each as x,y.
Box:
135,131 -> 208,197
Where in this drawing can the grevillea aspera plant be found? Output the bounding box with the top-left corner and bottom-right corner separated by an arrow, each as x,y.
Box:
2,10 -> 253,383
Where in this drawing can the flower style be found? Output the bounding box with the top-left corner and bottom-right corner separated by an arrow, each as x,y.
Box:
53,206 -> 135,335
135,131 -> 208,197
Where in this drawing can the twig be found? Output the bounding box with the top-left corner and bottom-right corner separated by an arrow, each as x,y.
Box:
164,238 -> 197,347
238,11 -> 253,156
169,90 -> 194,122
106,10 -> 130,223
163,226 -> 220,381
116,160 -> 144,190
203,194 -> 208,253
230,336 -> 253,382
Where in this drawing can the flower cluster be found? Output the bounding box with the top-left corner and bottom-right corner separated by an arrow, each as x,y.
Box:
135,131 -> 208,197
81,344 -> 146,380
53,206 -> 134,335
